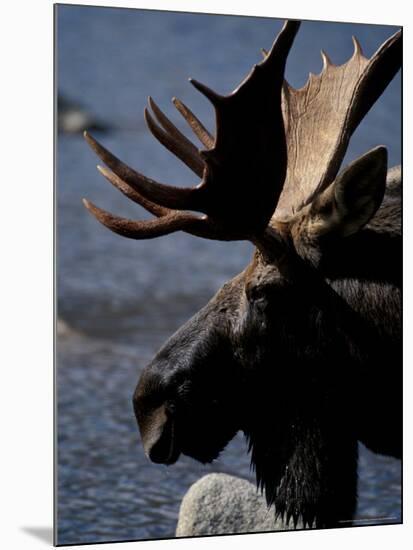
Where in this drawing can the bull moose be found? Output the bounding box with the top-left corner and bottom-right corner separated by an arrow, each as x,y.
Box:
83,20 -> 401,529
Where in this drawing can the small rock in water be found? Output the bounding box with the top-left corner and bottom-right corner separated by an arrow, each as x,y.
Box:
176,473 -> 301,537
58,94 -> 110,134
57,318 -> 79,337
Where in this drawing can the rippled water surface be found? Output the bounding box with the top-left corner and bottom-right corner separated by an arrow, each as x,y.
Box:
56,6 -> 401,545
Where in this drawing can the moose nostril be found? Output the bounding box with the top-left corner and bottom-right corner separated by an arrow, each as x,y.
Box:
136,403 -> 180,465
146,416 -> 179,465
148,434 -> 171,464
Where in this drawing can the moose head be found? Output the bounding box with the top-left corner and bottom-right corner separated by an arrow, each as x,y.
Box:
83,21 -> 401,529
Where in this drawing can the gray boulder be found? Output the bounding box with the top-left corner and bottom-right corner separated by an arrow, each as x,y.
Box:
176,473 -> 301,537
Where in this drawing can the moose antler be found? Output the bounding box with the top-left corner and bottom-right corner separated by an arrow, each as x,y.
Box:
83,20 -> 300,243
83,20 -> 401,249
273,28 -> 401,218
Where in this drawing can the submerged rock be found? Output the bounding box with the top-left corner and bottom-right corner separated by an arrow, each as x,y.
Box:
57,318 -> 72,336
176,473 -> 301,537
58,94 -> 110,134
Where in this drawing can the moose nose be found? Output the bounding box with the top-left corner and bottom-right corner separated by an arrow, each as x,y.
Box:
134,403 -> 180,465
146,414 -> 177,464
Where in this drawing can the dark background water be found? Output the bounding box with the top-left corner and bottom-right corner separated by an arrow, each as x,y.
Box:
56,5 -> 401,546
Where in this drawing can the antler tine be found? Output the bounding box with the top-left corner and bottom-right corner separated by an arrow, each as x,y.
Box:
82,198 -> 209,240
172,97 -> 214,149
83,185 -> 238,241
264,20 -> 300,68
320,49 -> 333,70
145,97 -> 205,177
84,131 -> 203,211
86,162 -> 244,240
350,29 -> 401,133
189,79 -> 225,106
96,164 -> 168,217
352,36 -> 363,57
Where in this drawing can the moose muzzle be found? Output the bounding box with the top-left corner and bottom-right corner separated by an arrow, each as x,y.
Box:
135,403 -> 181,465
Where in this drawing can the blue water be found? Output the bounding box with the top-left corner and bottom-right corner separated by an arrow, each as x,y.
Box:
56,5 -> 401,545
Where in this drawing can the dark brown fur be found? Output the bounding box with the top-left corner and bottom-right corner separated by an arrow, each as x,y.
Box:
133,178 -> 401,529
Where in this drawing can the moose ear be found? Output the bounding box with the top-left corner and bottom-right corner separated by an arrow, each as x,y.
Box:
308,146 -> 388,238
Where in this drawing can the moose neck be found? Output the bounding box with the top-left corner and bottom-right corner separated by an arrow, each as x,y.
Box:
244,395 -> 359,529
238,249 -> 388,528
238,280 -> 362,528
